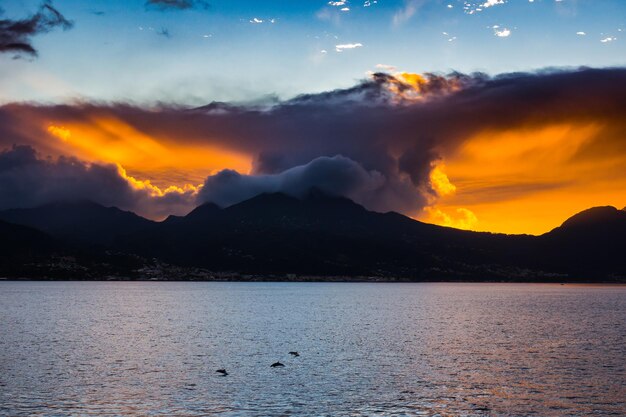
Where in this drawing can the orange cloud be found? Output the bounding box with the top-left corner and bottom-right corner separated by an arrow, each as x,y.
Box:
420,122 -> 626,234
4,68 -> 626,232
45,116 -> 252,190
423,207 -> 478,230
379,71 -> 466,103
115,164 -> 200,197
47,125 -> 71,141
429,162 -> 456,197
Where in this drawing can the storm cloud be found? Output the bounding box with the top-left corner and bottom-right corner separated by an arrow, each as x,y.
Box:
0,1 -> 72,57
197,155 -> 422,212
0,145 -> 195,219
1,67 -> 625,219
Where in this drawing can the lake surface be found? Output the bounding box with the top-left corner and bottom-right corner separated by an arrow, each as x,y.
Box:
1,282 -> 625,416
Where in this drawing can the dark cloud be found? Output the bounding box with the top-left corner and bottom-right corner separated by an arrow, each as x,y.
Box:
145,0 -> 210,11
0,67 -> 625,217
0,145 -> 135,209
197,155 -> 423,212
0,1 -> 72,57
0,145 -> 195,219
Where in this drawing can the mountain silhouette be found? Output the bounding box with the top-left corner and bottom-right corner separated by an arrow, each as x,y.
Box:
0,194 -> 624,281
535,206 -> 626,277
163,202 -> 222,226
549,206 -> 626,234
0,200 -> 155,245
0,219 -> 56,255
0,220 -> 62,278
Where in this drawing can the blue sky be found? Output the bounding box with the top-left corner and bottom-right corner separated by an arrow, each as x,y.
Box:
1,0 -> 625,104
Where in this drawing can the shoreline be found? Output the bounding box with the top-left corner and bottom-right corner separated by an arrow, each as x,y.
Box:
2,277 -> 626,284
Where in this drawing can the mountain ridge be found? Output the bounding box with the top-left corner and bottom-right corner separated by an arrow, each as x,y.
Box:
0,195 -> 624,281
0,200 -> 155,245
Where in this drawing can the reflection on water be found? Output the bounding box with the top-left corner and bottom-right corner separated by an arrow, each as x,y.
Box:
1,282 -> 625,416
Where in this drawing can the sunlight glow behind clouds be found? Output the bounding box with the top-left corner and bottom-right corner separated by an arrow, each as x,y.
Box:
2,68 -> 626,232
1,1 -> 626,233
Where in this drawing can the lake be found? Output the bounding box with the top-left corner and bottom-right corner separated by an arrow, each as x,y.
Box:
0,282 -> 624,416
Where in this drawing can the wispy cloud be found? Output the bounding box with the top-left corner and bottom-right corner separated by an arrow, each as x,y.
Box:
491,25 -> 512,37
482,0 -> 506,8
249,17 -> 276,24
392,0 -> 424,27
335,43 -> 363,52
0,1 -> 72,57
463,0 -> 508,15
376,64 -> 397,72
157,28 -> 171,38
145,0 -> 210,11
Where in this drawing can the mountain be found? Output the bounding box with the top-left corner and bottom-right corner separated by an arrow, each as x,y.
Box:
0,219 -> 57,257
0,201 -> 155,245
116,191 -> 542,279
548,206 -> 626,235
0,218 -> 156,280
118,191 -> 452,276
162,202 -> 221,226
534,206 -> 626,278
0,220 -> 66,278
0,195 -> 624,281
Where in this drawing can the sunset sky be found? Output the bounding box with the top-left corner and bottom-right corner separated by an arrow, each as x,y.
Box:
1,0 -> 625,234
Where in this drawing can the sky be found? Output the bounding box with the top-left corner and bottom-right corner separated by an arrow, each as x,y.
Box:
1,0 -> 625,234
1,0 -> 625,103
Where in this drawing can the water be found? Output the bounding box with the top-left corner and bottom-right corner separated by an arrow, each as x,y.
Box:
0,282 -> 624,416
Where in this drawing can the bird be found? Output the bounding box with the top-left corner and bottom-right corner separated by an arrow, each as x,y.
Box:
216,369 -> 228,376
289,351 -> 299,357
270,361 -> 285,367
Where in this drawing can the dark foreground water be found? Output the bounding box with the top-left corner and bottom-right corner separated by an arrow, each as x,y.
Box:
0,282 -> 625,416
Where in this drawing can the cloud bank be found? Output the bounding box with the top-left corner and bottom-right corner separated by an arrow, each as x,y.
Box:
197,155 -> 420,212
1,67 -> 625,221
0,145 -> 195,218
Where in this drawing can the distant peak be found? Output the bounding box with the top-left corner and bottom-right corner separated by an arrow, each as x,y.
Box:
560,206 -> 622,228
198,202 -> 222,210
37,200 -> 148,219
185,202 -> 222,218
163,214 -> 183,223
302,187 -> 365,210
